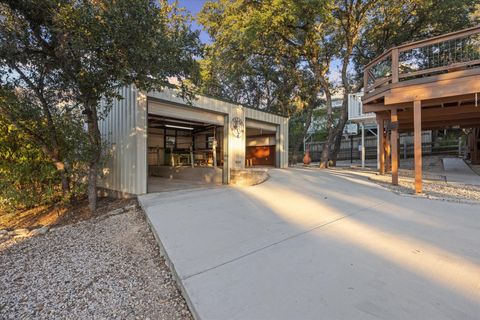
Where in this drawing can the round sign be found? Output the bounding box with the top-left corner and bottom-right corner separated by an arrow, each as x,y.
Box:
230,117 -> 245,138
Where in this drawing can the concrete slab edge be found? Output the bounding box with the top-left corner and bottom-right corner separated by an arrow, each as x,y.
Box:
137,197 -> 202,320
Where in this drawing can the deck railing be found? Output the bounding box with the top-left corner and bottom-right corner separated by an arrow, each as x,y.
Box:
364,26 -> 480,94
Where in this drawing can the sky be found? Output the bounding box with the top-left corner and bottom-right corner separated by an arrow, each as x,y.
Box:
175,0 -> 211,43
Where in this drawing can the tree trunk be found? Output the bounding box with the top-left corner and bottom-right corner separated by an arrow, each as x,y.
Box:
330,123 -> 345,166
87,162 -> 98,212
330,98 -> 349,165
330,40 -> 355,165
85,101 -> 102,212
319,88 -> 333,168
54,161 -> 71,195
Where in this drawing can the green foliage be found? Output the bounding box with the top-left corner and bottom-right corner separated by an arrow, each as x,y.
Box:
353,0 -> 477,81
0,116 -> 61,212
0,0 -> 201,210
198,0 -> 478,162
198,0 -> 334,116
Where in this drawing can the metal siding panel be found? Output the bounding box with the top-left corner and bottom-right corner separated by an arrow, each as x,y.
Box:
120,87 -> 125,192
126,86 -> 132,193
149,101 -> 225,125
245,119 -> 277,131
136,90 -> 147,194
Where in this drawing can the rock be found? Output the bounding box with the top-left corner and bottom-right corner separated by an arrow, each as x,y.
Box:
30,226 -> 49,236
107,208 -> 124,216
13,228 -> 30,237
124,204 -> 137,211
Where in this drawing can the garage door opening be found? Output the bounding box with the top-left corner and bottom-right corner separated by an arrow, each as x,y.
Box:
245,124 -> 277,167
147,114 -> 224,192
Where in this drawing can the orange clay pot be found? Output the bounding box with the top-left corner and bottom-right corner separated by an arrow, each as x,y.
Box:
303,151 -> 312,165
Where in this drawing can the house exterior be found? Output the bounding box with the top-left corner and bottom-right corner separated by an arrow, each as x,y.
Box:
98,86 -> 289,196
362,26 -> 480,193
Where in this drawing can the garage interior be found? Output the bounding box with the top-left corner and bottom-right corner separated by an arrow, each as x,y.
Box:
147,114 -> 224,192
245,122 -> 277,167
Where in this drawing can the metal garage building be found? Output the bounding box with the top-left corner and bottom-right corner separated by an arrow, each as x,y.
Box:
98,86 -> 289,196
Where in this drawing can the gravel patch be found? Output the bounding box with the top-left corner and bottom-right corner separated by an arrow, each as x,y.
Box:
369,174 -> 480,203
0,202 -> 192,319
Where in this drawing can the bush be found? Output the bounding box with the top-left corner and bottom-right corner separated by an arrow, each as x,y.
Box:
0,117 -> 67,213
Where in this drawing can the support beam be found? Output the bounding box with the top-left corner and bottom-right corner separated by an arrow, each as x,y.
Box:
361,122 -> 365,168
391,109 -> 399,185
385,128 -> 391,173
399,117 -> 480,131
377,117 -> 385,174
414,100 -> 423,193
392,49 -> 399,83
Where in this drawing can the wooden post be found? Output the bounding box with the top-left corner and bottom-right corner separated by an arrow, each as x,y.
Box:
364,66 -> 369,92
391,109 -> 399,185
392,49 -> 399,83
385,127 -> 391,173
377,117 -> 385,174
414,100 -> 422,193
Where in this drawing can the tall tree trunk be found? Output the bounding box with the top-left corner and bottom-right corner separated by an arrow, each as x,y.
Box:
85,102 -> 102,212
88,162 -> 98,212
53,161 -> 70,195
330,97 -> 349,165
330,35 -> 355,165
319,81 -> 333,168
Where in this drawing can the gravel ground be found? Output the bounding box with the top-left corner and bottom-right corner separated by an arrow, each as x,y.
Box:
368,174 -> 480,203
331,156 -> 480,203
0,201 -> 192,319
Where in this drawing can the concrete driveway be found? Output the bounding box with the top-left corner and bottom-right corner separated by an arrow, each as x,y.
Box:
139,168 -> 480,320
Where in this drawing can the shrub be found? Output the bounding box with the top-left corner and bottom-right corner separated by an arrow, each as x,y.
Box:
0,117 -> 65,212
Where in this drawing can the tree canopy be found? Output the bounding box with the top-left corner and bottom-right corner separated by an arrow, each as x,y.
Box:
0,0 -> 201,211
198,0 -> 477,164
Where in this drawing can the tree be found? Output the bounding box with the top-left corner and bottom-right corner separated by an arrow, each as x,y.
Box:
199,0 -> 477,167
199,0 -> 336,159
1,0 -> 201,211
0,115 -> 63,212
0,86 -> 86,199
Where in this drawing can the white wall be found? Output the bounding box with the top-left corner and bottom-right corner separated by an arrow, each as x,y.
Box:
98,85 -> 147,195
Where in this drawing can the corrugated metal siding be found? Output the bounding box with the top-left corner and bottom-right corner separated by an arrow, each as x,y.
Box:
99,87 -> 289,195
98,85 -> 146,195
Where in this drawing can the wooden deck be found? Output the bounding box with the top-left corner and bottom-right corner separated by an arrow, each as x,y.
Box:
362,26 -> 480,193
